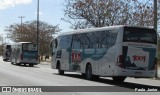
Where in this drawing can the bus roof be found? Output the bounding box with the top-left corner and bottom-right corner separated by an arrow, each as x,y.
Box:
11,42 -> 32,45
58,25 -> 155,37
17,42 -> 31,44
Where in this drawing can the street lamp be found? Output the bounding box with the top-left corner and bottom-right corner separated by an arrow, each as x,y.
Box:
154,0 -> 158,78
154,0 -> 157,30
19,16 -> 25,40
37,0 -> 40,63
0,34 -> 3,55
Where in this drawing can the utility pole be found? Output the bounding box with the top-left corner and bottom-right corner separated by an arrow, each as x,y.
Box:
37,0 -> 40,63
0,34 -> 3,55
154,0 -> 158,78
19,16 -> 25,41
154,0 -> 157,30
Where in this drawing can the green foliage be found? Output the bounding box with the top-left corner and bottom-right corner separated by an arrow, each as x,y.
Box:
5,20 -> 61,56
64,0 -> 159,29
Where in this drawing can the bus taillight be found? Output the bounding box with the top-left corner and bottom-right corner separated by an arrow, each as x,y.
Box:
117,55 -> 125,68
20,54 -> 23,60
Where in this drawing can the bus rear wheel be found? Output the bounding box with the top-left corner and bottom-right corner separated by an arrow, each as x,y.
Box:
86,64 -> 93,80
112,76 -> 126,83
93,75 -> 100,80
81,73 -> 86,78
29,64 -> 34,67
17,63 -> 21,66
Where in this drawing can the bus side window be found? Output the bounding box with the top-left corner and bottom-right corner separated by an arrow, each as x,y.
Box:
101,30 -> 117,48
107,32 -> 117,47
72,34 -> 81,49
81,33 -> 94,49
54,39 -> 58,48
52,39 -> 58,55
59,35 -> 72,49
93,32 -> 101,48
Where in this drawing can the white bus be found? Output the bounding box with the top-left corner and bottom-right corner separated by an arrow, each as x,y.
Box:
3,44 -> 12,61
51,25 -> 157,82
11,42 -> 38,67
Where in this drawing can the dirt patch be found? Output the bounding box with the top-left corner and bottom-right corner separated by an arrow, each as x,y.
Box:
40,59 -> 51,62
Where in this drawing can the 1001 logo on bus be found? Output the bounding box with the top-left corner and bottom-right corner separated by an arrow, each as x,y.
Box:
133,55 -> 146,62
72,50 -> 81,63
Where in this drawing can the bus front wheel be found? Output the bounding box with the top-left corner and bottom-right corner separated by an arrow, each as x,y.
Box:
3,59 -> 7,61
58,64 -> 64,75
11,62 -> 14,65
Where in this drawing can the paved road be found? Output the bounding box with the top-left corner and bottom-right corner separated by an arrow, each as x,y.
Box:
0,56 -> 159,95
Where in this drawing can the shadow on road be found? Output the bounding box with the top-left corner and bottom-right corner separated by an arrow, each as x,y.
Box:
11,64 -> 40,68
53,73 -> 160,91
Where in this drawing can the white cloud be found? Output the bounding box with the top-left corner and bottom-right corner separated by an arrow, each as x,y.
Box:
0,0 -> 32,10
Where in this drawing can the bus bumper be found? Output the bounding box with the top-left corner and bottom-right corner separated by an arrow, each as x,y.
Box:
114,67 -> 156,78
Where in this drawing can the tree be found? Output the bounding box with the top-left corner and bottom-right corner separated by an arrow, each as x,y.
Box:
5,20 -> 61,58
63,0 -> 160,29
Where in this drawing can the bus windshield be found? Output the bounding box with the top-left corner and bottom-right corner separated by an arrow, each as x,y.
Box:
123,27 -> 157,44
22,43 -> 38,51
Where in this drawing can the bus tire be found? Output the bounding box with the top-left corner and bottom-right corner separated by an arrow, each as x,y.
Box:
11,62 -> 14,65
17,63 -> 21,66
112,76 -> 126,83
81,73 -> 86,78
85,64 -> 93,80
58,64 -> 64,75
93,75 -> 100,80
3,59 -> 7,61
29,64 -> 34,67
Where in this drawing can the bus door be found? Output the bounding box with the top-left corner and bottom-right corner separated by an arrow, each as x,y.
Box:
59,35 -> 72,70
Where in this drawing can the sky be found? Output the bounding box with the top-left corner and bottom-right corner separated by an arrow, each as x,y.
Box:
0,0 -> 72,43
0,0 -> 159,44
